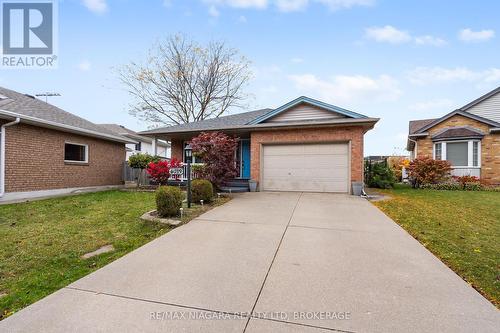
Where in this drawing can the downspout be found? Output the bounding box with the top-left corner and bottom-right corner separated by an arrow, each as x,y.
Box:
0,117 -> 20,197
408,138 -> 418,159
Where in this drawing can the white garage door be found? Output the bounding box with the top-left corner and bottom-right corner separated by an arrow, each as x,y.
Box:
262,143 -> 349,193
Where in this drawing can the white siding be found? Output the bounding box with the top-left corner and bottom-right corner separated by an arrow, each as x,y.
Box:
126,140 -> 170,161
265,103 -> 346,123
466,91 -> 500,123
451,168 -> 481,178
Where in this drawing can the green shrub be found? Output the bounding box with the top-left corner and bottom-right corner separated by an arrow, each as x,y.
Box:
191,179 -> 213,203
463,182 -> 482,191
366,163 -> 395,189
128,153 -> 155,169
155,186 -> 184,217
420,182 -> 461,191
419,181 -> 483,191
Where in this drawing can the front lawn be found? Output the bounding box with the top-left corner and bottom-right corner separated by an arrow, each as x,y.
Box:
0,190 -> 227,319
371,185 -> 500,307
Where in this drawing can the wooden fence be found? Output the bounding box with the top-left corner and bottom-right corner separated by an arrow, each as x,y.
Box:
123,162 -> 150,185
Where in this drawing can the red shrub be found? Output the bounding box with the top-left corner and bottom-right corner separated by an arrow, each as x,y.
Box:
189,132 -> 239,188
146,158 -> 182,185
453,175 -> 480,189
407,157 -> 452,188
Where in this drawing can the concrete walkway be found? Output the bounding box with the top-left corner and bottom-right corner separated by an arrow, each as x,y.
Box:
1,192 -> 499,332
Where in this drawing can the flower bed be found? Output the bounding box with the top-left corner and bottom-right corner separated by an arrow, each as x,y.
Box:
418,175 -> 500,191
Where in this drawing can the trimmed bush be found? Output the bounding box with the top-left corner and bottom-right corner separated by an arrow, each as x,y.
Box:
191,179 -> 213,203
419,181 -> 484,191
463,182 -> 482,191
155,186 -> 184,217
420,182 -> 462,191
129,153 -> 157,169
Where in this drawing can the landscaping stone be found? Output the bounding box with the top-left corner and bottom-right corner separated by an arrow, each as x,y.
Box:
366,194 -> 392,202
124,181 -> 137,188
140,210 -> 181,226
82,245 -> 115,259
0,293 -> 7,299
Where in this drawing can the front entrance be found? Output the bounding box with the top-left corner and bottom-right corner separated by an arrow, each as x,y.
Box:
240,140 -> 251,179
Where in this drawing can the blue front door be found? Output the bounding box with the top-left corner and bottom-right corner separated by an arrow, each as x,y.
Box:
241,140 -> 251,179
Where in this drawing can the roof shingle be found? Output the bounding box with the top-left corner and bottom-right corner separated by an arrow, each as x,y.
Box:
409,118 -> 437,134
140,108 -> 272,135
0,86 -> 128,141
432,127 -> 484,140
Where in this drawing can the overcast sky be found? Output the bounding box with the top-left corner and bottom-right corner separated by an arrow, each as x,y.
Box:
2,0 -> 499,155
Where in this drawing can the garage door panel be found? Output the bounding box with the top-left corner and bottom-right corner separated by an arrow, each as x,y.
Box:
263,156 -> 345,169
262,143 -> 349,193
264,167 -> 347,179
263,179 -> 347,193
303,144 -> 348,155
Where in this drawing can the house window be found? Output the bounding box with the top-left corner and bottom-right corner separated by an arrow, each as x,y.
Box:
64,143 -> 88,163
135,142 -> 142,151
434,143 -> 442,160
473,141 -> 479,167
446,142 -> 468,166
434,140 -> 480,167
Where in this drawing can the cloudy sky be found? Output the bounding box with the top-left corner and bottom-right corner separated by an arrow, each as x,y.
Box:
2,0 -> 499,155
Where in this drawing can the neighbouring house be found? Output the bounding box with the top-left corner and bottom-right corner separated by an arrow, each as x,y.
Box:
99,124 -> 170,160
139,96 -> 378,193
407,86 -> 500,184
0,86 -> 134,201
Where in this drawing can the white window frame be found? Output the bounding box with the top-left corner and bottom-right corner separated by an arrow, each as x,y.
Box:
433,140 -> 481,168
433,142 -> 442,160
64,142 -> 89,163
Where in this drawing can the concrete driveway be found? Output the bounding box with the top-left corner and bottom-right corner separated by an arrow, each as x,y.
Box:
1,192 -> 499,332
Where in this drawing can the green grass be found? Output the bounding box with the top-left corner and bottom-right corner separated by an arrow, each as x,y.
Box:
371,185 -> 500,307
0,190 -> 228,319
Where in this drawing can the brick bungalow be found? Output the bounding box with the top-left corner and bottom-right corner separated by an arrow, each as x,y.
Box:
140,96 -> 378,193
407,86 -> 500,184
0,87 -> 133,200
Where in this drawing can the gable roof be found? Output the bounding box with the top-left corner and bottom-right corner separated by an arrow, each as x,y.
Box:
99,124 -> 170,146
247,96 -> 367,125
459,86 -> 500,111
0,86 -> 133,143
414,110 -> 500,134
140,109 -> 272,135
140,97 -> 376,137
409,118 -> 437,135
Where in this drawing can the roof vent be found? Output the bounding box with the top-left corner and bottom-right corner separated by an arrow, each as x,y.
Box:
0,94 -> 8,100
24,94 -> 35,99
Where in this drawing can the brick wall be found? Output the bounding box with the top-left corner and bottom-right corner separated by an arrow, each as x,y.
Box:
3,122 -> 125,192
171,139 -> 184,161
415,114 -> 500,184
250,126 -> 365,184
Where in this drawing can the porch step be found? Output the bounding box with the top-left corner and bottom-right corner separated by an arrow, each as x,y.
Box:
219,186 -> 249,193
220,179 -> 250,193
225,179 -> 250,187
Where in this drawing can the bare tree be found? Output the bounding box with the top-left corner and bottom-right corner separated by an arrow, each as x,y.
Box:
118,35 -> 251,126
